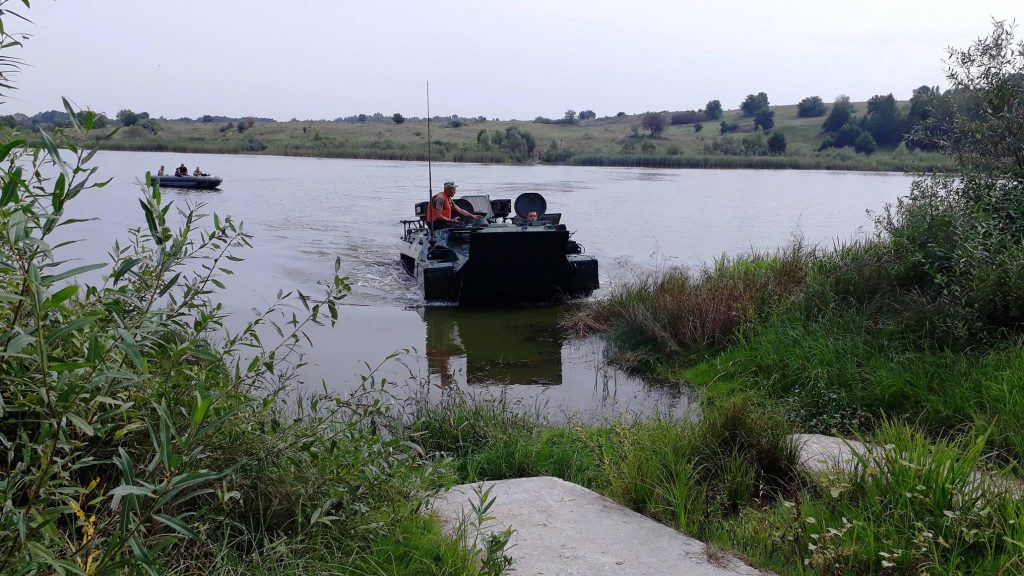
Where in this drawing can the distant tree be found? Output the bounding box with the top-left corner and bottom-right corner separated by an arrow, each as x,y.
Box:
358,114 -> 367,122
720,121 -> 740,134
822,95 -> 855,133
616,111 -> 626,117
861,93 -> 903,147
578,110 -> 596,120
476,128 -> 489,146
0,114 -> 16,128
797,96 -> 826,117
704,100 -> 723,120
906,85 -> 942,150
448,119 -> 464,128
754,109 -> 775,132
694,123 -> 703,133
200,115 -> 214,123
116,109 -> 139,126
392,113 -> 405,124
564,109 -> 577,123
907,85 -> 937,125
740,92 -> 769,116
641,112 -> 666,136
853,131 -> 877,154
138,112 -> 150,120
767,131 -> 787,154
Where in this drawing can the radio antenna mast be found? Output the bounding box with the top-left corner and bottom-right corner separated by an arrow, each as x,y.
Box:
426,81 -> 434,239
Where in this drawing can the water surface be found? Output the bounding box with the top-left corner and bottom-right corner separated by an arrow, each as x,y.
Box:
58,151 -> 912,420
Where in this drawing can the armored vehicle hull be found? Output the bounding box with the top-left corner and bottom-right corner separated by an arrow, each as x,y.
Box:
400,193 -> 598,305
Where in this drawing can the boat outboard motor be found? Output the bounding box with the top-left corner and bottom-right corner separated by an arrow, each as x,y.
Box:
513,192 -> 547,220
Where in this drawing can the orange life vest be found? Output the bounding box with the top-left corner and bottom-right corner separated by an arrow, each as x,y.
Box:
426,193 -> 452,223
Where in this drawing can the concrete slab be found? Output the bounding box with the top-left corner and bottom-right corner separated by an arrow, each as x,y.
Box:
790,433 -> 870,475
430,476 -> 770,576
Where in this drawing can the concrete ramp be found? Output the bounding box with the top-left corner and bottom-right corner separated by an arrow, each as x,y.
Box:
431,476 -> 769,576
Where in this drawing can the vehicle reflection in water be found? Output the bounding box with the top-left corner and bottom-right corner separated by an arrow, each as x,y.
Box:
419,306 -> 693,421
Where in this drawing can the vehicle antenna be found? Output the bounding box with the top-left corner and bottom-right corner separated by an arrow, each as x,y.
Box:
426,81 -> 434,240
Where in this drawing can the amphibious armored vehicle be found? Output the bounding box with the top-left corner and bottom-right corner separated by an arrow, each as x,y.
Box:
400,192 -> 599,304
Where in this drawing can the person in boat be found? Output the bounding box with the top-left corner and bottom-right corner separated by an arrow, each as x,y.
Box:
157,165 -> 165,176
426,181 -> 482,228
175,163 -> 188,177
192,166 -> 207,177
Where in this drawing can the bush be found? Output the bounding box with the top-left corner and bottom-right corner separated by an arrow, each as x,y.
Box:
767,131 -> 786,154
719,121 -> 740,134
853,131 -> 877,154
670,110 -> 704,125
796,96 -> 827,117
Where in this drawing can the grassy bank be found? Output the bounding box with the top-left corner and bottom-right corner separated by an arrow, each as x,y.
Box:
397,391 -> 1024,574
24,101 -> 951,173
551,21 -> 1024,573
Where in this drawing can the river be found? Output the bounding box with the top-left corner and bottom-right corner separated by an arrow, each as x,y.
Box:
58,151 -> 912,421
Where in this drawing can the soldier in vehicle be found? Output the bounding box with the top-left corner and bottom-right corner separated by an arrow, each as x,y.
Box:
526,211 -> 539,223
426,181 -> 481,228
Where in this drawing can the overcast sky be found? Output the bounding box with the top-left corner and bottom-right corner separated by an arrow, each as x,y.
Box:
1,0 -> 1020,121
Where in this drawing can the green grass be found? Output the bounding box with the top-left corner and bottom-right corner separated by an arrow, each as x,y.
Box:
30,102 -> 952,172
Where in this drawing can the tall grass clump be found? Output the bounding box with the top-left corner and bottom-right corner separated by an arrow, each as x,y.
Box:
0,7 -> 496,574
569,243 -> 812,364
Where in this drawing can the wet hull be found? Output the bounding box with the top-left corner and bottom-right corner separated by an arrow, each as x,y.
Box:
400,225 -> 599,305
152,175 -> 223,189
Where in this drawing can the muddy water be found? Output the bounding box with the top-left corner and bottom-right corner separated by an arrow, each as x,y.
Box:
58,151 -> 912,420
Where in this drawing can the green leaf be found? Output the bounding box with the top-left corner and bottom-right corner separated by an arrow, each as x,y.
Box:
44,284 -> 78,309
158,272 -> 181,296
5,332 -> 34,355
66,413 -> 95,436
63,97 -> 81,132
192,392 -> 212,428
1,165 -> 24,206
117,329 -> 145,370
138,198 -> 161,244
210,278 -> 225,290
111,257 -> 141,284
46,315 -> 100,345
41,262 -> 106,285
0,138 -> 25,164
109,484 -> 156,497
153,513 -> 200,540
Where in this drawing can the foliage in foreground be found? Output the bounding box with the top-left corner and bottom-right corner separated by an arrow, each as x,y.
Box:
0,7 -> 499,568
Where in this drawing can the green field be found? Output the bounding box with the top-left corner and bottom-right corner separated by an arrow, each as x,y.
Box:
55,102 -> 950,172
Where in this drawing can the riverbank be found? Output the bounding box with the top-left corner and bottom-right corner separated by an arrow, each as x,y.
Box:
31,102 -> 951,173
554,23 -> 1024,574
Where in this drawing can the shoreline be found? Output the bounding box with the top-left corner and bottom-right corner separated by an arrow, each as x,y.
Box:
85,140 -> 948,174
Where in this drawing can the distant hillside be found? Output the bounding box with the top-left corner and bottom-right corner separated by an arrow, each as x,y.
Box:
9,101 -> 951,173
